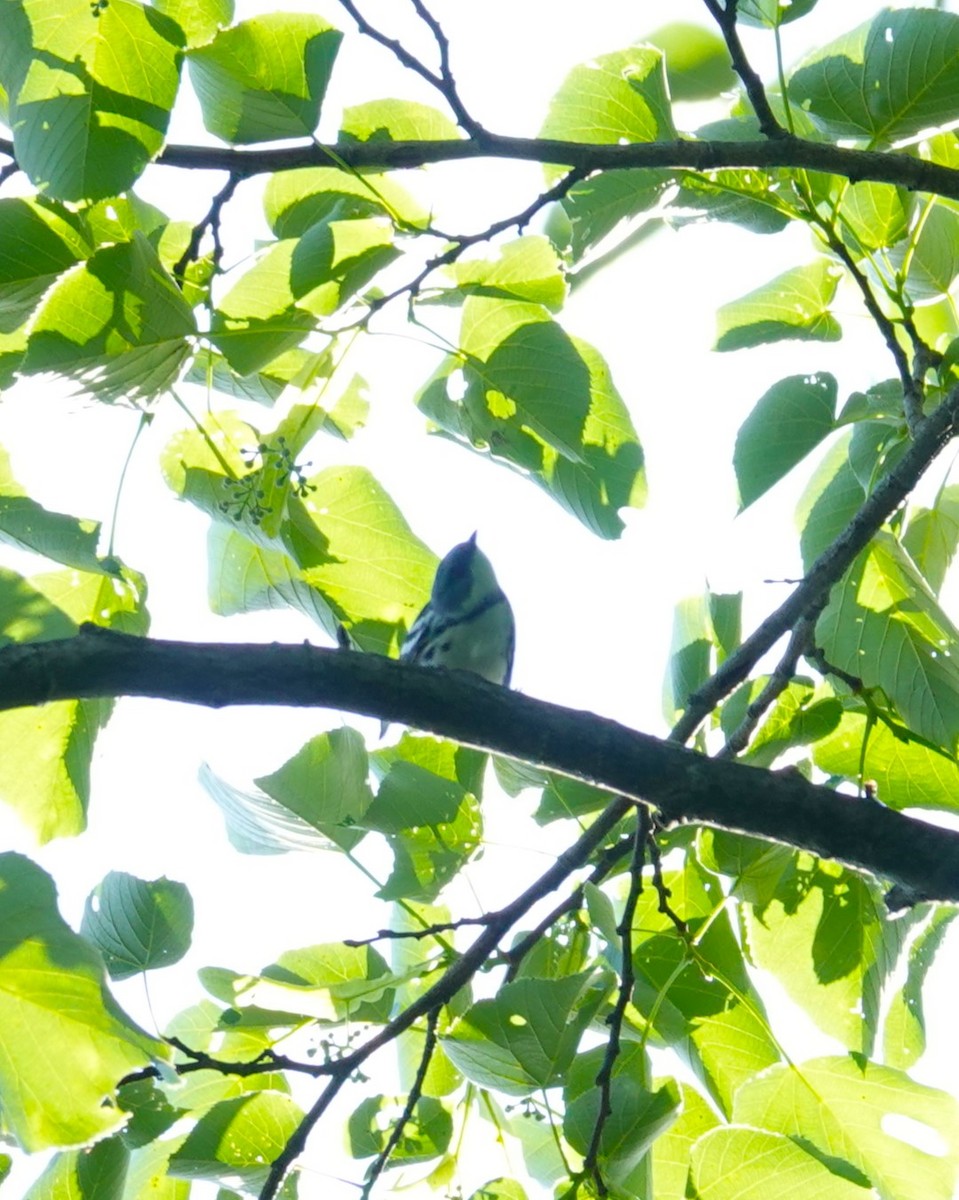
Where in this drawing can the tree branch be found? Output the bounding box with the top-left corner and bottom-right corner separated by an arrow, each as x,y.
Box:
2,626 -> 959,901
671,385 -> 959,742
702,0 -> 786,140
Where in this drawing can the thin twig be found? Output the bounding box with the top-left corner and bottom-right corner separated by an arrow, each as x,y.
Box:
359,1010 -> 441,1199
647,834 -> 688,938
408,0 -> 485,137
503,828 -> 636,981
581,809 -> 649,1195
344,915 -> 488,947
701,0 -> 785,140
258,799 -> 632,1199
718,607 -> 821,759
173,172 -> 241,282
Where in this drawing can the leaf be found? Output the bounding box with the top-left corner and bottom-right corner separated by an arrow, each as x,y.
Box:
745,682 -> 843,766
348,1095 -> 452,1164
650,23 -> 735,101
0,445 -> 112,573
254,728 -> 374,850
341,98 -> 460,142
884,907 -> 957,1069
630,860 -> 780,1116
742,857 -> 907,1054
903,484 -> 959,595
81,872 -> 194,980
795,432 -> 866,568
563,1044 -> 681,1184
200,761 -> 351,855
21,235 -> 196,402
790,9 -> 959,144
0,0 -> 183,201
442,973 -> 604,1095
0,853 -> 164,1151
692,1126 -> 869,1200
264,166 -> 426,237
816,532 -> 959,754
891,200 -> 959,302
260,942 -> 395,1024
421,303 -> 645,538
153,0 -> 233,47
733,1057 -> 959,1200
541,46 -> 675,146
23,1136 -> 129,1200
839,181 -> 912,255
715,261 -> 842,351
168,1093 -> 304,1190
813,710 -> 959,812
0,566 -> 146,841
734,373 -> 837,509
0,197 -> 90,328
443,238 -> 567,311
737,0 -> 820,28
558,169 -> 668,260
187,13 -> 342,143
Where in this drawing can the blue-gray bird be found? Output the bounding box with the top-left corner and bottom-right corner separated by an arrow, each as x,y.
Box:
400,532 -> 515,684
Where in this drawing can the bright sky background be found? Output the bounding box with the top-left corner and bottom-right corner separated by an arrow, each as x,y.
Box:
2,0 -> 958,1195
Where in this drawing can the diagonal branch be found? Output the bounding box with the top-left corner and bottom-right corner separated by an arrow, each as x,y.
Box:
3,627 -> 959,900
701,0 -> 786,140
670,385 -> 959,744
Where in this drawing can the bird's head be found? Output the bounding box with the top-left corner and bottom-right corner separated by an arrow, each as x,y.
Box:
430,532 -> 500,615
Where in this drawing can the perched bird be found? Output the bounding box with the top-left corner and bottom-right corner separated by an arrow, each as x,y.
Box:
401,532 -> 515,683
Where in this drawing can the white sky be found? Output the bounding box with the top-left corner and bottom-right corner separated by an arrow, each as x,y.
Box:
2,0 -> 957,1195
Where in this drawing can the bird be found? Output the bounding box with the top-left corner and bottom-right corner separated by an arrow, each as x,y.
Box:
382,534 -> 515,732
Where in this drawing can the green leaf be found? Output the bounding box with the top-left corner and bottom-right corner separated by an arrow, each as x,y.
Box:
734,373 -> 837,509
0,853 -> 163,1151
24,1136 -> 129,1200
362,761 -> 483,903
168,1093 -> 304,1189
421,303 -> 645,538
21,235 -> 196,402
817,532 -> 959,753
187,13 -> 342,143
0,0 -> 183,201
839,181 -> 911,255
733,1056 -> 959,1200
795,433 -> 866,568
903,484 -> 959,595
0,197 -> 90,328
541,47 -> 675,146
442,973 -> 604,1095
650,23 -> 736,100
790,9 -> 959,144
558,169 -> 668,260
468,1182 -> 528,1200
200,760 -> 356,854
81,872 -> 194,980
348,1094 -> 452,1164
813,710 -> 959,812
737,0 -> 820,28
264,166 -> 426,237
692,1126 -> 868,1200
744,682 -> 843,766
892,200 -> 959,302
0,444 -> 112,573
742,857 -> 906,1054
254,728 -> 374,849
0,566 -> 146,840
630,860 -> 780,1115
648,1083 -> 719,1200
260,941 -> 396,1024
117,1077 -> 185,1148
564,1044 -> 680,1185
884,907 -> 957,1069
716,261 -> 842,351
443,238 -> 567,311
341,98 -> 460,142
153,0 -> 233,47
663,595 -> 712,723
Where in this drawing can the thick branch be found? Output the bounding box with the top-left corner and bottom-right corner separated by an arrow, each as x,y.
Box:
2,627 -> 959,901
0,134 -> 935,197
